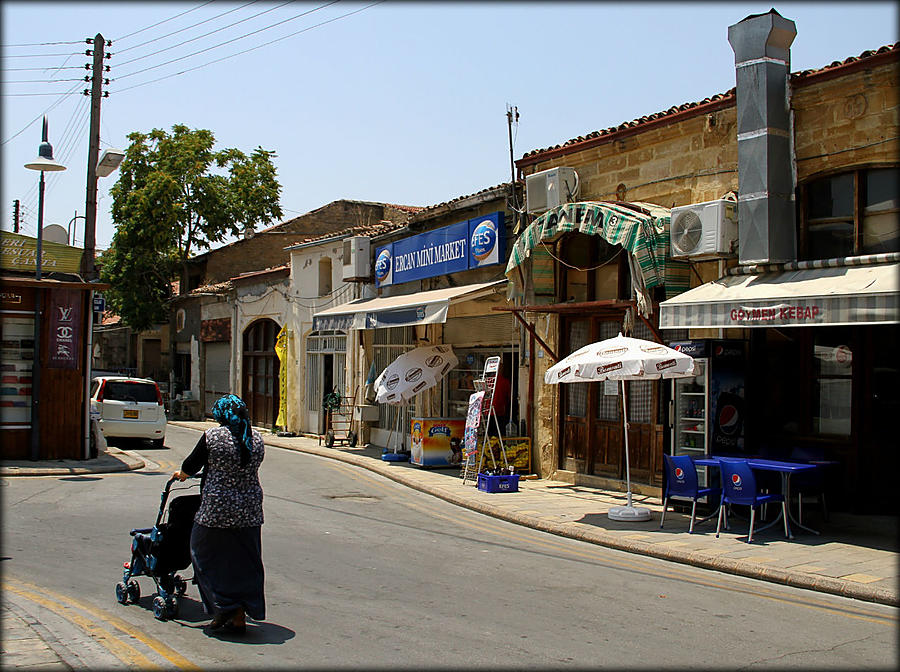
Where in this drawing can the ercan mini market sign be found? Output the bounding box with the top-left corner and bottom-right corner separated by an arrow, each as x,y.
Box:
375,212 -> 504,287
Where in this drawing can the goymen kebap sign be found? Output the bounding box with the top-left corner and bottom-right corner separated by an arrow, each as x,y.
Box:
374,212 -> 505,287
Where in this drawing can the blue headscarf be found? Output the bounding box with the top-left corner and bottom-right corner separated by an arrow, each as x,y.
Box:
212,394 -> 253,466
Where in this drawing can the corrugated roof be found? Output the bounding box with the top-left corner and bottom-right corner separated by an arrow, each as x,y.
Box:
522,43 -> 898,161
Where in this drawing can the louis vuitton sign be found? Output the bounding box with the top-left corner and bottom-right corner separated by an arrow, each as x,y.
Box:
48,289 -> 81,369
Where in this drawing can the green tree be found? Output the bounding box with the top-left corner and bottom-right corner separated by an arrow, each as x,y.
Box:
101,124 -> 282,331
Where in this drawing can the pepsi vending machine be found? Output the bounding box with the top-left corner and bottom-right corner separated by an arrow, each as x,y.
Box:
669,340 -> 746,487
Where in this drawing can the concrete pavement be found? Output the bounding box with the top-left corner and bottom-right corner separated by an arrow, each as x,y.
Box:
3,422 -> 897,667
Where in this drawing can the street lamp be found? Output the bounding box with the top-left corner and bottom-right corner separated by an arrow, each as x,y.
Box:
24,116 -> 66,461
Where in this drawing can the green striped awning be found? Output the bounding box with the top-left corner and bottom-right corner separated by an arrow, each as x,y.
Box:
505,201 -> 690,313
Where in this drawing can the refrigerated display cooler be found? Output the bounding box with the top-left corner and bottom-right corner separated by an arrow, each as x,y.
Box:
669,340 -> 746,488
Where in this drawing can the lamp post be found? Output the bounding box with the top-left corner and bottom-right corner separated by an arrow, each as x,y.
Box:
24,116 -> 66,460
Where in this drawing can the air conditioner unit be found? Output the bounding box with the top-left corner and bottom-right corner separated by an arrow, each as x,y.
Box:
670,199 -> 738,259
525,166 -> 579,214
342,236 -> 371,281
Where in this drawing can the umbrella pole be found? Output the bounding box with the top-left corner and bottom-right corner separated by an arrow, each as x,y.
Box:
621,379 -> 632,508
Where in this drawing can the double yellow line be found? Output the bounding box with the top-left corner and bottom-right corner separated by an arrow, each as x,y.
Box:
3,577 -> 200,670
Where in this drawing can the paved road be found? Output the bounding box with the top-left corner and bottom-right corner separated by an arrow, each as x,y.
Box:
2,424 -> 897,669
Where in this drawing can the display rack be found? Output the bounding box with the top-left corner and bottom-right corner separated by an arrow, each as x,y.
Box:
461,356 -> 508,484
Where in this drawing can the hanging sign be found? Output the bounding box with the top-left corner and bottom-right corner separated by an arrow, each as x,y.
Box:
47,288 -> 81,369
1,231 -> 83,273
375,212 -> 505,287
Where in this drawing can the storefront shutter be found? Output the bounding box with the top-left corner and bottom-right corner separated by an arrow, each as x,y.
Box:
442,314 -> 515,346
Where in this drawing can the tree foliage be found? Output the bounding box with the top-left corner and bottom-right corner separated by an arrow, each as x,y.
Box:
101,124 -> 282,331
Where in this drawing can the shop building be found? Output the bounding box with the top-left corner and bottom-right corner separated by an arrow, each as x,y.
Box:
312,185 -> 521,460
504,10 -> 898,503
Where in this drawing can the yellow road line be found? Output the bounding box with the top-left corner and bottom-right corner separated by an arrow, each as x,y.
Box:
4,577 -> 201,670
324,461 -> 898,626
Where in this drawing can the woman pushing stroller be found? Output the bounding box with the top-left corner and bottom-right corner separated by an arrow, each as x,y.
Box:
173,394 -> 265,634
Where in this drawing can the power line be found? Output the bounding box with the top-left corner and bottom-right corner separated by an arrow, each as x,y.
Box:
0,51 -> 81,59
2,65 -> 84,72
3,40 -> 83,47
2,80 -> 83,146
113,1 -> 380,93
114,0 -> 259,55
114,1 -> 339,81
113,0 -> 217,42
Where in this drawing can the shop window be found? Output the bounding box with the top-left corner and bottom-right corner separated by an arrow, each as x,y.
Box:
565,320 -> 589,418
558,233 -> 624,303
594,321 -> 620,422
803,167 -> 899,259
812,331 -> 853,436
1,315 -> 34,426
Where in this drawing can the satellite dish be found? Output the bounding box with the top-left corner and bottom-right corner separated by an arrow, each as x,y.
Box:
43,224 -> 68,245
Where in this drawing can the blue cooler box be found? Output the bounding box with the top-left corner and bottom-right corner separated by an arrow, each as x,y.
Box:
477,473 -> 519,493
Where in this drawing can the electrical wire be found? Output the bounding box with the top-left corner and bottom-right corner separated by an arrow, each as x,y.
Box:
113,1 -> 340,81
2,65 -> 83,71
113,0 -> 217,43
114,0 -> 261,55
112,0 -> 379,94
3,40 -> 83,48
0,51 -> 81,59
1,80 -> 83,146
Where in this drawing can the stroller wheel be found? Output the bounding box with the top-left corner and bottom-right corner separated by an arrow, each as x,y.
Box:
165,598 -> 179,619
152,596 -> 167,621
127,579 -> 140,603
174,575 -> 187,596
115,582 -> 128,604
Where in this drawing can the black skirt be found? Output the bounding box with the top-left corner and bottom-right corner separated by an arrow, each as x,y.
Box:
190,523 -> 265,621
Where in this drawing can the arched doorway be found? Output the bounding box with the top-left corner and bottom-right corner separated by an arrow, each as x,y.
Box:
242,319 -> 280,429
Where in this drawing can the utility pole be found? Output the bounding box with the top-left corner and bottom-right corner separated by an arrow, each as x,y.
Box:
13,199 -> 20,233
506,104 -> 520,234
81,33 -> 108,281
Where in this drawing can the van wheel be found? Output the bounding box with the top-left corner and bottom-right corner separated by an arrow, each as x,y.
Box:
347,431 -> 358,447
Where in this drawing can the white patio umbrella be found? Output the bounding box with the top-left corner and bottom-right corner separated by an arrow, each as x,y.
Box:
374,345 -> 458,405
545,333 -> 695,522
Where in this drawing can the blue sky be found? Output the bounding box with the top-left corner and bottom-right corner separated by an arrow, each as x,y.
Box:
2,1 -> 897,252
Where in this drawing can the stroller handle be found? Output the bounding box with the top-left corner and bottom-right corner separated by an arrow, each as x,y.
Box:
157,473 -> 201,527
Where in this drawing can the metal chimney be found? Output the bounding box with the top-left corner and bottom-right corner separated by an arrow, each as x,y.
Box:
728,9 -> 797,264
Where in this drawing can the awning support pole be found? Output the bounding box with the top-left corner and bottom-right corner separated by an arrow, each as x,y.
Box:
508,310 -> 558,362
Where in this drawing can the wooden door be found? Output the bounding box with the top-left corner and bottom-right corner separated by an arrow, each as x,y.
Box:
242,319 -> 280,429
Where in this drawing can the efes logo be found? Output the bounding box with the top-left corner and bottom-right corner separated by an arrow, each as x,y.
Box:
597,362 -> 623,374
374,248 -> 392,283
385,373 -> 400,390
470,219 -> 498,262
405,367 -> 423,383
426,355 -> 443,368
655,359 -> 676,371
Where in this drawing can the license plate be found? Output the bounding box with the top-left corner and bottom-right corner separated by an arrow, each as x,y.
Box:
123,409 -> 139,419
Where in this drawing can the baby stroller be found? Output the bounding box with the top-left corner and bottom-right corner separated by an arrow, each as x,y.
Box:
115,475 -> 201,620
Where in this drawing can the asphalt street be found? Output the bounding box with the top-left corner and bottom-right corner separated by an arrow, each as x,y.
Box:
2,424 -> 897,669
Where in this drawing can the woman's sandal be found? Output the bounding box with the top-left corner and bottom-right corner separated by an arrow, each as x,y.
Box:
222,607 -> 246,634
208,609 -> 236,630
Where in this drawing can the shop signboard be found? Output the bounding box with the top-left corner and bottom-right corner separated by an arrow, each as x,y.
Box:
1,231 -> 83,274
375,212 -> 505,287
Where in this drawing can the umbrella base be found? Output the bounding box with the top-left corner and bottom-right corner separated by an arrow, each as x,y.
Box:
608,505 -> 652,522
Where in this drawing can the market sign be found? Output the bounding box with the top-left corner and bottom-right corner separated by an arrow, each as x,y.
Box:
1,231 -> 84,274
375,212 -> 505,287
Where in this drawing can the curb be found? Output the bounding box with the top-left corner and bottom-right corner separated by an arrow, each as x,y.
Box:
0,448 -> 145,477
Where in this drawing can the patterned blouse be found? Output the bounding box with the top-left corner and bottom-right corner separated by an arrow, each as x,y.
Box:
182,425 -> 265,528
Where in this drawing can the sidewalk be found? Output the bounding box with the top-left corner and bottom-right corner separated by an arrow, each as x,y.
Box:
3,422 -> 897,610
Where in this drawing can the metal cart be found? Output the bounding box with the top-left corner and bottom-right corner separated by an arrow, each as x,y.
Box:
320,386 -> 358,448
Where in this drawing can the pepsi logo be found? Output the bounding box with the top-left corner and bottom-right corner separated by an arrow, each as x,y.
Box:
405,367 -> 423,383
731,474 -> 742,487
470,220 -> 498,261
385,374 -> 400,390
674,467 -> 684,480
374,249 -> 392,282
718,404 -> 740,435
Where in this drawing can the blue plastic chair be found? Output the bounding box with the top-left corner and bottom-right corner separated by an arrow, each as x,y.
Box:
660,454 -> 721,534
716,458 -> 788,543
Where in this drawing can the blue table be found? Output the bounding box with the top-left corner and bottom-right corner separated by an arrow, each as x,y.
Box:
694,456 -> 819,539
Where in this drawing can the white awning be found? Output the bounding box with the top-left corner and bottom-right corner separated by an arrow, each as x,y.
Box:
659,262 -> 899,329
313,279 -> 507,331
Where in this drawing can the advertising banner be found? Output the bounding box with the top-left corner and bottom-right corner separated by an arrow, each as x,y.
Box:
47,288 -> 81,369
274,326 -> 288,428
410,417 -> 466,467
375,211 -> 505,287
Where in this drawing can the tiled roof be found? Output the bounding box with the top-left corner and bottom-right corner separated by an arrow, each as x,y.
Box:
188,280 -> 233,295
231,264 -> 290,284
286,219 -> 406,249
522,43 -> 898,161
412,183 -> 513,218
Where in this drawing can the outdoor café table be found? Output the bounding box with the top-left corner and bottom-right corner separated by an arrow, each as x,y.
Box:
693,456 -> 819,539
